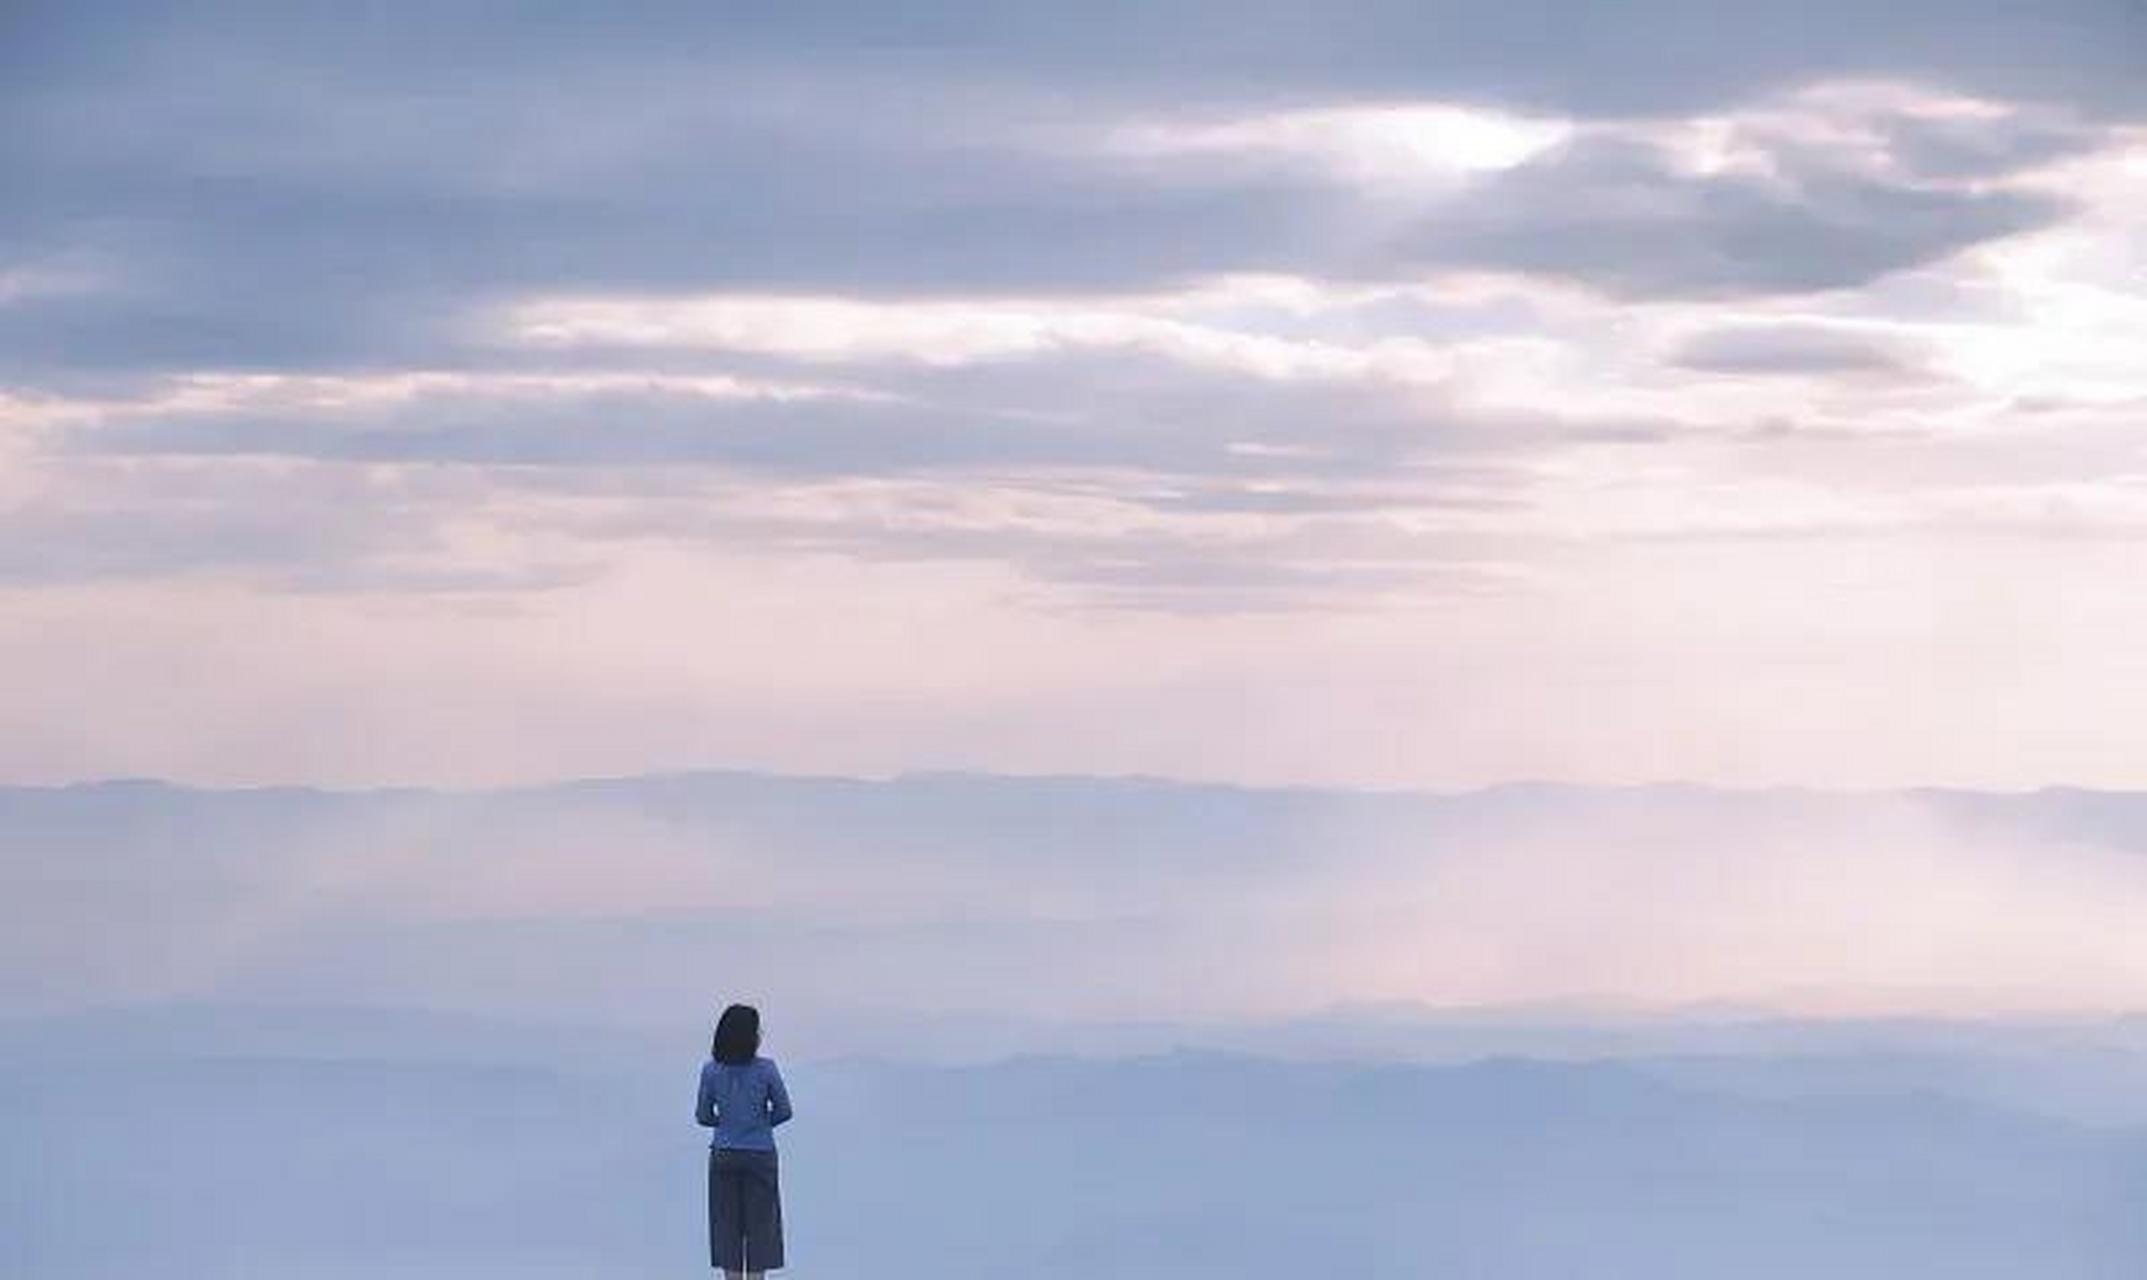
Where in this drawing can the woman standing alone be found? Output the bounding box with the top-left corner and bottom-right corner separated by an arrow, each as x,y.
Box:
697,1004 -> 792,1277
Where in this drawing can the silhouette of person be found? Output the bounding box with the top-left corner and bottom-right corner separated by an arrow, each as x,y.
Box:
697,1003 -> 792,1277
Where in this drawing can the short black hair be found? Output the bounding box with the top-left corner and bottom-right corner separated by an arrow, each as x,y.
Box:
711,1003 -> 761,1064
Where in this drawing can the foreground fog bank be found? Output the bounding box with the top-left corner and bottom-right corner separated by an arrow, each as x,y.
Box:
9,774 -> 2147,1274
5,1005 -> 2145,1279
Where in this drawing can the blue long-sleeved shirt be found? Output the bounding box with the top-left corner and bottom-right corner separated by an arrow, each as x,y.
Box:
696,1056 -> 793,1151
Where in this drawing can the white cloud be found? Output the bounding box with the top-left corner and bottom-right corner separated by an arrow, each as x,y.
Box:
499,289 -> 1458,384
1932,139 -> 2147,402
1105,102 -> 1573,187
1330,799 -> 2147,1017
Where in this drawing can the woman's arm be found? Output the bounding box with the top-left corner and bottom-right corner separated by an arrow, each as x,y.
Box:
695,1063 -> 718,1128
765,1062 -> 794,1127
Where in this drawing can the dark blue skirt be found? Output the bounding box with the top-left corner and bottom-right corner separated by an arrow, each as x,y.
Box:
708,1147 -> 784,1271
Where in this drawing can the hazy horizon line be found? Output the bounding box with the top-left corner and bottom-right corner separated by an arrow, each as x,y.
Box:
11,766 -> 2145,802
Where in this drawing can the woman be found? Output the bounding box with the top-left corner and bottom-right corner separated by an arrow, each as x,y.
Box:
697,1003 -> 793,1278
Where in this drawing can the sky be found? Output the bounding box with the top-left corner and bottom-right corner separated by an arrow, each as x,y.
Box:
6,1 -> 2147,790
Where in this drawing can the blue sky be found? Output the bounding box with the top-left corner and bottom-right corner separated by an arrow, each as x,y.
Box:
6,2 -> 2147,789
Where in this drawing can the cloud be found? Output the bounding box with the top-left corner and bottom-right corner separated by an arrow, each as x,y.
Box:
1669,323 -> 1931,377
0,346 -> 1576,609
4,6 -> 2129,397
0,455 -> 599,592
629,497 -> 1530,615
6,1 -> 2147,785
33,0 -> 2133,121
1879,108 -> 2109,180
1387,133 -> 2068,298
30,333 -> 1686,610
66,347 -> 1629,481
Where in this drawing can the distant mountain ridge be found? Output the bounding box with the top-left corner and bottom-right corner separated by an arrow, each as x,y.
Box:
8,768 -> 2147,1037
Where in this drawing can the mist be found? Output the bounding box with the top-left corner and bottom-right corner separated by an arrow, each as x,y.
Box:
10,775 -> 2147,1032
8,774 -> 2147,1275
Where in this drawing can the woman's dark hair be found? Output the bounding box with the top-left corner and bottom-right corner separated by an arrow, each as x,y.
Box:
711,1003 -> 761,1064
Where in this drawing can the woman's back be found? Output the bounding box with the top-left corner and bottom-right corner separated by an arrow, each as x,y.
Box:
698,1055 -> 793,1152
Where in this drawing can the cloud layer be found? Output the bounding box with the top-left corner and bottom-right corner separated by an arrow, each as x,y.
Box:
5,4 -> 2147,787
